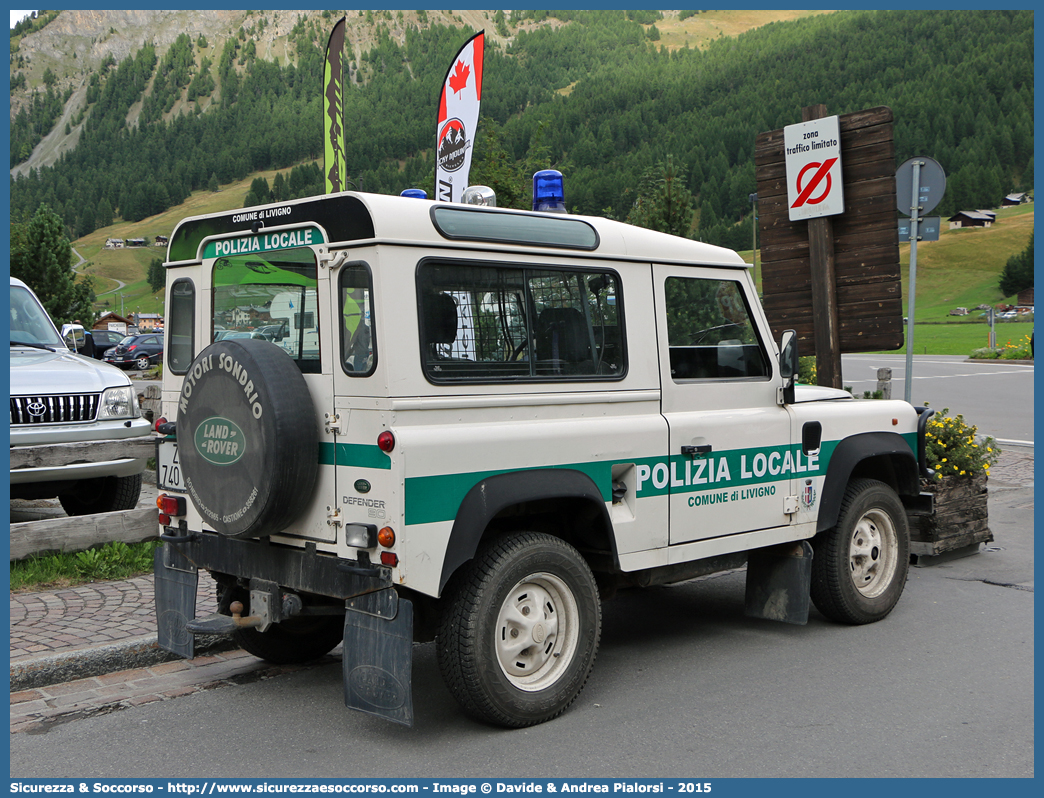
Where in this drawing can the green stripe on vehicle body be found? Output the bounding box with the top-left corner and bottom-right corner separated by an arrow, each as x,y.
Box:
405,462 -> 613,526
396,433 -> 915,526
318,442 -> 391,470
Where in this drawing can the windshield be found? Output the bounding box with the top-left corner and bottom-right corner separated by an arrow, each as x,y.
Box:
9,285 -> 65,348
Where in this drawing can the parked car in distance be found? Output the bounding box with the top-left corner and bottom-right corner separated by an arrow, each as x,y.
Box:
88,329 -> 125,360
10,277 -> 152,515
104,333 -> 164,370
251,323 -> 287,342
215,330 -> 253,341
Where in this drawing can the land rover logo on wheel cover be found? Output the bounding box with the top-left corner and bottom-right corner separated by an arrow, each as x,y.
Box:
194,416 -> 246,465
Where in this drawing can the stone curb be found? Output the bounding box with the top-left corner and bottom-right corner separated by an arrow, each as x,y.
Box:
964,358 -> 1034,365
10,633 -> 238,692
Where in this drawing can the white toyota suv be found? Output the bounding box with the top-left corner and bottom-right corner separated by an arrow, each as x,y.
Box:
9,276 -> 153,515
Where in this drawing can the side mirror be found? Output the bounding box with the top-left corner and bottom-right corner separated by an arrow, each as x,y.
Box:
779,329 -> 799,404
61,325 -> 85,352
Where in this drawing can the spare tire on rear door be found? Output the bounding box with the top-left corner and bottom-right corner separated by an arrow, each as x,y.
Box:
176,339 -> 318,538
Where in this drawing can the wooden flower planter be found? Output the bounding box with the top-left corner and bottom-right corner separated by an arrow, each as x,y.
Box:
909,472 -> 992,560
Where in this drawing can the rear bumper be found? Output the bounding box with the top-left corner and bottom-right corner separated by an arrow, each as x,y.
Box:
158,528 -> 393,600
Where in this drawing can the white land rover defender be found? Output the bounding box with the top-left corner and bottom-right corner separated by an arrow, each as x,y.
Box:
153,185 -> 933,727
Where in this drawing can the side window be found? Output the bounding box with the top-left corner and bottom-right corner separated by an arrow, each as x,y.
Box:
418,261 -> 625,382
167,278 -> 195,374
664,277 -> 768,381
211,248 -> 320,374
340,263 -> 376,376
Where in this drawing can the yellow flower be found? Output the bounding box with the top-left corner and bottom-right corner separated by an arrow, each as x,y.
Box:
960,470 -> 966,475
942,458 -> 947,462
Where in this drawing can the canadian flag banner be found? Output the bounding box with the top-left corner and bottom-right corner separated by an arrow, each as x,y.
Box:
436,31 -> 484,203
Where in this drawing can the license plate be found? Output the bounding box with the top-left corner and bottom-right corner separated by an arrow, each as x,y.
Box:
157,439 -> 185,492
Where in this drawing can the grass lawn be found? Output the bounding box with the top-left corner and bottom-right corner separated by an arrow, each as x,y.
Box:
903,321 -> 1033,356
739,205 -> 1034,355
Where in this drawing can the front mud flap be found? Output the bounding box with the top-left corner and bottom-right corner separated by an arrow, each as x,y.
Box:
343,589 -> 414,726
153,544 -> 199,658
744,541 -> 813,626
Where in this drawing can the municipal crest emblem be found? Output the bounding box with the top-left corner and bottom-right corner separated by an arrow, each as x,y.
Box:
801,478 -> 817,510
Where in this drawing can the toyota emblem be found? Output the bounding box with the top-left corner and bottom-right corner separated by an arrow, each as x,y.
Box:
26,401 -> 46,418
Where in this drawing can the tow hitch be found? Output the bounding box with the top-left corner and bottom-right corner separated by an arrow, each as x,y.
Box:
186,581 -> 342,634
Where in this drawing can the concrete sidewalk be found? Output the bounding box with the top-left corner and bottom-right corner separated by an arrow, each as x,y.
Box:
9,449 -> 1034,693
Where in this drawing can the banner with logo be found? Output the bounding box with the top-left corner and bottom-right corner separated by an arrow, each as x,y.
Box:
323,16 -> 347,194
436,31 -> 484,203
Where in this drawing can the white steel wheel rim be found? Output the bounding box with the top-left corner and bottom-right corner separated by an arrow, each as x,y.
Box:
494,571 -> 580,692
849,508 -> 899,598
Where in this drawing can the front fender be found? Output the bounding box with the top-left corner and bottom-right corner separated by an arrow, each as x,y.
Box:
817,432 -> 919,533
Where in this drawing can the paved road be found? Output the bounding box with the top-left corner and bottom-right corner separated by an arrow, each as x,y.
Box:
10,449 -> 1034,778
842,354 -> 1034,446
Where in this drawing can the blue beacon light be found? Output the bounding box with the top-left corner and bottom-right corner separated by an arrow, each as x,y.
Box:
532,170 -> 566,213
400,189 -> 428,199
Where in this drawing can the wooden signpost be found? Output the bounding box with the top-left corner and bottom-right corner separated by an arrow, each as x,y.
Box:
755,105 -> 903,388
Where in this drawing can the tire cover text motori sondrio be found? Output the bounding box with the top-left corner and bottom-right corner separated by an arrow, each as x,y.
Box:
176,339 -> 318,538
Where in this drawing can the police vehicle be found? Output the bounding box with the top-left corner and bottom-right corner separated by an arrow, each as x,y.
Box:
153,174 -> 933,727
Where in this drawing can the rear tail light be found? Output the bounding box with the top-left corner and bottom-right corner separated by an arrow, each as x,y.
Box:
155,417 -> 176,435
157,493 -> 186,525
377,431 -> 395,452
380,552 -> 398,567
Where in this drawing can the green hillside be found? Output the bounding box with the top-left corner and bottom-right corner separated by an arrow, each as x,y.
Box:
10,9 -> 1034,348
11,9 -> 1033,237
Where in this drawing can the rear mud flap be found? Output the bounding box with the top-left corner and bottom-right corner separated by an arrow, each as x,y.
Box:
342,589 -> 414,726
154,544 -> 199,658
744,541 -> 813,626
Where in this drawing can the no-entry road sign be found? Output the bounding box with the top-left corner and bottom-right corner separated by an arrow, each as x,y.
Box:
784,115 -> 844,222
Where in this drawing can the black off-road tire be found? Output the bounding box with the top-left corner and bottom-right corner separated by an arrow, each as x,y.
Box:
218,584 -> 344,665
59,473 -> 143,516
810,478 -> 911,624
176,339 -> 318,539
437,533 -> 601,727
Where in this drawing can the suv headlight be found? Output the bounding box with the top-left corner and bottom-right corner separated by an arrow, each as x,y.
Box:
99,386 -> 141,420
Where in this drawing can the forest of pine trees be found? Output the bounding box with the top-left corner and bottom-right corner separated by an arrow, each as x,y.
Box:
9,9 -> 1033,250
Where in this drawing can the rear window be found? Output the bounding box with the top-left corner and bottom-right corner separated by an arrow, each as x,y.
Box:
211,248 -> 320,374
167,278 -> 195,374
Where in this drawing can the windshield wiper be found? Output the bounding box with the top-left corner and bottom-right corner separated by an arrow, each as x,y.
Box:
10,340 -> 62,352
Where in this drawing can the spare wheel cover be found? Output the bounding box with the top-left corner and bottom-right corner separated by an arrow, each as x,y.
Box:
177,339 -> 318,538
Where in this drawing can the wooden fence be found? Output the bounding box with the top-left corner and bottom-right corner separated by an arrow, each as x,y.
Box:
10,435 -> 160,561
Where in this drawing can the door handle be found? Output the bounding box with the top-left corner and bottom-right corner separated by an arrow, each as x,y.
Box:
681,444 -> 712,457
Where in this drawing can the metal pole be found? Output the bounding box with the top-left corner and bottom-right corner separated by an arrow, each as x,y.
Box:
751,193 -> 760,292
904,161 -> 922,404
